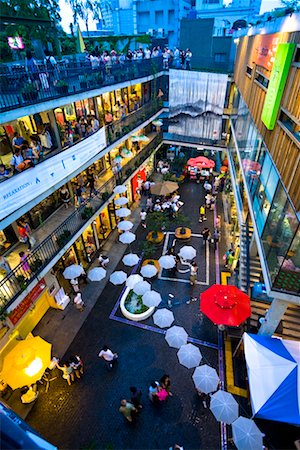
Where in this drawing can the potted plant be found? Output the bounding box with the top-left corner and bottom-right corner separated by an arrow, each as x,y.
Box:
21,83 -> 38,101
102,191 -> 110,202
29,257 -> 43,272
57,229 -> 71,247
0,311 -> 9,340
79,75 -> 88,89
81,205 -> 94,220
147,212 -> 170,240
141,241 -> 156,258
55,80 -> 68,94
16,275 -> 28,291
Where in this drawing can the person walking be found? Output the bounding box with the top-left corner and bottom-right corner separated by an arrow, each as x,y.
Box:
57,362 -> 74,385
130,386 -> 143,409
119,399 -> 137,423
187,262 -> 198,303
201,227 -> 211,246
140,209 -> 147,228
19,251 -> 31,278
160,374 -> 173,396
74,292 -> 85,311
70,355 -> 83,379
199,205 -> 206,223
98,345 -> 118,369
60,186 -> 71,209
212,228 -> 220,251
148,381 -> 160,402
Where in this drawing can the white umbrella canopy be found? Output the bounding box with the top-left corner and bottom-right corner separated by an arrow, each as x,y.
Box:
113,185 -> 127,194
142,290 -> 162,307
119,231 -> 136,244
153,308 -> 174,328
117,220 -> 133,231
140,264 -> 158,278
192,365 -> 220,394
122,253 -> 140,267
152,119 -> 163,127
116,207 -> 131,218
158,255 -> 176,269
178,245 -> 197,261
63,264 -> 84,280
165,326 -> 188,349
121,148 -> 133,158
232,417 -> 264,450
87,267 -> 106,282
210,390 -> 239,425
133,280 -> 151,296
126,274 -> 143,289
177,343 -> 202,369
109,271 -> 127,285
114,196 -> 129,206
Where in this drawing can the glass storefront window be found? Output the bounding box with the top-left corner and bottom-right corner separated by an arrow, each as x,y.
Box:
82,225 -> 96,262
262,183 -> 299,282
97,207 -> 112,240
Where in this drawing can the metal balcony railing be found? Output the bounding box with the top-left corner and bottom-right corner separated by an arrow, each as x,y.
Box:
0,57 -> 164,112
0,132 -> 162,312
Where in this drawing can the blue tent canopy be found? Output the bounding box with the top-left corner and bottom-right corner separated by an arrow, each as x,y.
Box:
243,333 -> 300,426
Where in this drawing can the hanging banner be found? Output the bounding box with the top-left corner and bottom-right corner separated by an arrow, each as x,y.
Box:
0,127 -> 107,222
261,43 -> 295,131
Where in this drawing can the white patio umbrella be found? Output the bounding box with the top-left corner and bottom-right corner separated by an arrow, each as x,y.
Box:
140,264 -> 158,278
119,231 -> 136,244
178,245 -> 197,261
114,196 -> 129,206
87,267 -> 106,282
153,308 -> 174,328
109,270 -> 127,285
142,290 -> 162,307
126,274 -> 143,289
122,253 -> 140,267
113,185 -> 127,194
158,255 -> 176,269
232,417 -> 264,450
152,119 -> 163,127
116,207 -> 131,218
210,390 -> 239,425
63,264 -> 84,280
117,220 -> 133,231
177,344 -> 202,369
121,148 -> 133,158
133,280 -> 151,296
165,326 -> 188,349
192,365 -> 220,394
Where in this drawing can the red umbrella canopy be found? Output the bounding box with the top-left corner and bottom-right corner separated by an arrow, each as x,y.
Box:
187,156 -> 215,169
200,285 -> 251,326
242,159 -> 261,173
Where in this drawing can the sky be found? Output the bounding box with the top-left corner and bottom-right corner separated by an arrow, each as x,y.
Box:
58,0 -> 284,33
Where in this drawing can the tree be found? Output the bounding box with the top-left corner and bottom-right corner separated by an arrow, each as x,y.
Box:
66,0 -> 101,36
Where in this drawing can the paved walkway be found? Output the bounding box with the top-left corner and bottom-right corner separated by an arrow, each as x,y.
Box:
24,181 -> 226,450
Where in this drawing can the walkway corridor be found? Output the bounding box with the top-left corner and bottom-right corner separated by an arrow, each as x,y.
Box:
25,181 -> 224,449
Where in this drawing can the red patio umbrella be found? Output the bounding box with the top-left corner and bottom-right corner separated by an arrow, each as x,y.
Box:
200,285 -> 251,326
187,156 -> 215,169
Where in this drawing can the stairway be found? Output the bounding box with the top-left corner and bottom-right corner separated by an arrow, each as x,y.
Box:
238,223 -> 262,293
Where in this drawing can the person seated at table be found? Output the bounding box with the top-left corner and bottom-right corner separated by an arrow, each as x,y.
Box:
153,200 -> 162,212
0,164 -> 12,181
98,253 -> 109,268
12,131 -> 24,151
21,384 -> 39,404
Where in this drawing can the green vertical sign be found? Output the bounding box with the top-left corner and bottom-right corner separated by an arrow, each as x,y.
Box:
261,43 -> 295,130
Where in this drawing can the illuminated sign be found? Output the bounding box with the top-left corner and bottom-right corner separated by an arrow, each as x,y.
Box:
251,33 -> 279,71
261,43 -> 295,131
7,36 -> 24,50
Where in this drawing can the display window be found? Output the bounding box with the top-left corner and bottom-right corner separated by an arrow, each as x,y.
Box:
75,98 -> 95,118
21,191 -> 61,230
74,236 -> 89,268
0,226 -> 18,256
96,207 -> 112,240
108,201 -> 117,229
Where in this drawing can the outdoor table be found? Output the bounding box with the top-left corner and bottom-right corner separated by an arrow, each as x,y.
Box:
142,259 -> 160,271
146,231 -> 164,244
175,227 -> 192,240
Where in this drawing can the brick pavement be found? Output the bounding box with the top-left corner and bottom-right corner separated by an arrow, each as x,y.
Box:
26,181 -> 223,450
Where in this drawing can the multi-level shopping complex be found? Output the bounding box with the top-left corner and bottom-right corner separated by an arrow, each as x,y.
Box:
0,9 -> 299,450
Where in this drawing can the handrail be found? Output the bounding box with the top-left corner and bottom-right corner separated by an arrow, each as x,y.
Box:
0,57 -> 164,112
0,132 -> 162,312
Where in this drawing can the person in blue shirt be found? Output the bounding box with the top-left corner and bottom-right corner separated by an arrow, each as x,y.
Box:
12,131 -> 24,151
0,164 -> 12,181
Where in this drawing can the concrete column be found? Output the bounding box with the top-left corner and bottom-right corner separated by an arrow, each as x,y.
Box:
48,110 -> 62,151
249,233 -> 257,257
258,298 -> 288,336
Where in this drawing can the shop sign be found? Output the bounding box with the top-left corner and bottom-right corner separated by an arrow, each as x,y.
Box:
9,278 -> 46,325
0,127 -> 107,222
261,43 -> 295,131
250,33 -> 279,71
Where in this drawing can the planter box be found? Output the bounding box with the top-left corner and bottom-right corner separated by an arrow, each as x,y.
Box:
55,85 -> 68,94
120,286 -> 155,322
22,91 -> 38,102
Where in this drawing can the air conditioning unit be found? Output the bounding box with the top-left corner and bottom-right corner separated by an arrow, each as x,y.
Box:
157,28 -> 164,36
147,28 -> 154,35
